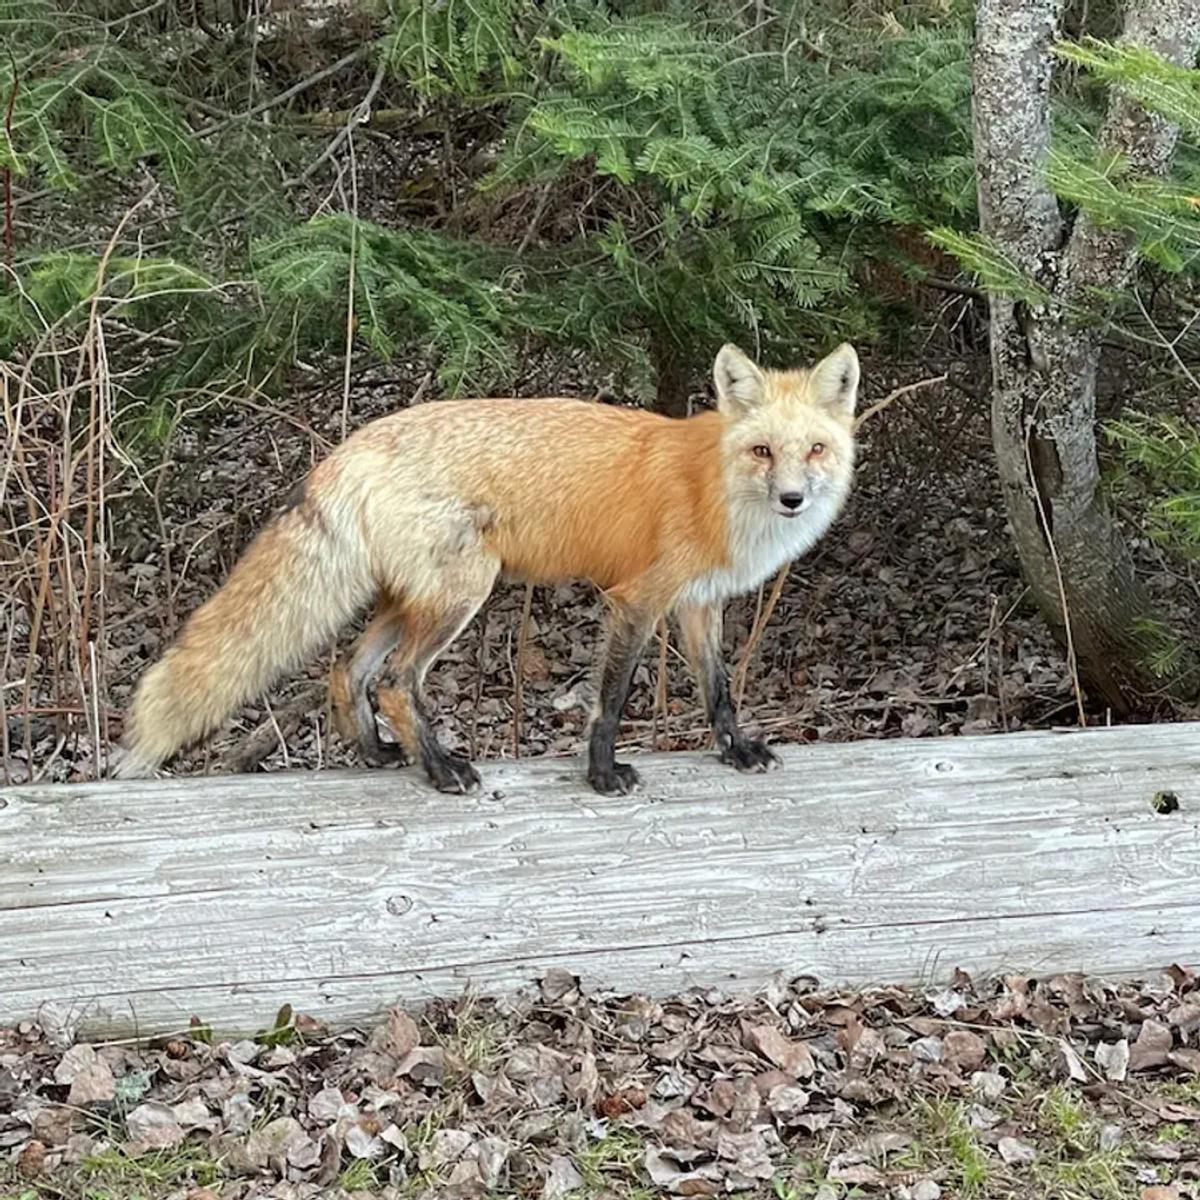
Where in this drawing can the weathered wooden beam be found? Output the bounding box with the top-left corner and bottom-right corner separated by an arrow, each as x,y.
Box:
3,723 -> 1198,1037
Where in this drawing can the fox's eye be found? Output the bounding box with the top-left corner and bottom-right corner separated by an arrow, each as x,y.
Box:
810,442 -> 826,457
751,444 -> 772,460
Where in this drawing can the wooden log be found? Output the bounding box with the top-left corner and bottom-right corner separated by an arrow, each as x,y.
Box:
2,723 -> 1198,1037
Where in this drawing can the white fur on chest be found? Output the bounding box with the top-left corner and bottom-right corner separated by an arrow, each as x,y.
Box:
678,492 -> 842,608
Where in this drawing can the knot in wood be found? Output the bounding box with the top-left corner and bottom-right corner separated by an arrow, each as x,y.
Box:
386,895 -> 413,916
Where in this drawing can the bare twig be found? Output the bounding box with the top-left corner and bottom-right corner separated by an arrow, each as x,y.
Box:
853,373 -> 948,434
512,583 -> 535,757
218,685 -> 322,772
3,54 -> 17,270
1024,391 -> 1088,727
284,58 -> 387,190
732,565 -> 789,710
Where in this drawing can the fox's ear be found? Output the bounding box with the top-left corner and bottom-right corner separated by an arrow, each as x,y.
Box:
809,343 -> 859,418
713,343 -> 766,414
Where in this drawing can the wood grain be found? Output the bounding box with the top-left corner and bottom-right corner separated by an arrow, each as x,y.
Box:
2,722 -> 1198,1036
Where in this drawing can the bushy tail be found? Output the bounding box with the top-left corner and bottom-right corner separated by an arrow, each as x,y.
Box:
114,499 -> 373,777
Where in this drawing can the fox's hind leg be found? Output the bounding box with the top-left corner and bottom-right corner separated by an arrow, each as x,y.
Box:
330,598 -> 408,765
375,559 -> 499,794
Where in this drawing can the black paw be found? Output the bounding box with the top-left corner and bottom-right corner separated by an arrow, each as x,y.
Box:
588,761 -> 641,796
426,753 -> 481,795
360,739 -> 408,768
719,737 -> 780,773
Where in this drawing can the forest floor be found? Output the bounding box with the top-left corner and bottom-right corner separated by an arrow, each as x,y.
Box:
17,346 -> 1192,787
4,969 -> 1200,1200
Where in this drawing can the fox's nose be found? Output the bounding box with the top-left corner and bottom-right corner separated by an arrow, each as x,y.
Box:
779,492 -> 806,510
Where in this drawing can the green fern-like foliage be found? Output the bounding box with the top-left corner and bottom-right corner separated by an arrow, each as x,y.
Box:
0,2 -> 196,189
252,216 -> 517,393
465,11 -> 978,383
381,0 -> 533,99
1055,38 -> 1200,138
1107,413 -> 1200,556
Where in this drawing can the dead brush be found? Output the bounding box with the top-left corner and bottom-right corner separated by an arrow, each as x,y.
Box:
0,209 -> 242,784
1,275 -> 134,783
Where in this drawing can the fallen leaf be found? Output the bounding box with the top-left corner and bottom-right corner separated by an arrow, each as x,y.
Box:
542,1153 -> 584,1199
1129,1020 -> 1173,1072
541,969 -> 579,1003
396,1045 -> 444,1085
67,1061 -> 116,1105
1169,1048 -> 1200,1075
171,1097 -> 216,1132
126,1102 -> 185,1151
1141,1188 -> 1181,1200
308,1086 -> 350,1123
53,1044 -> 99,1085
1058,1038 -> 1088,1082
344,1122 -> 383,1160
744,1024 -> 815,1078
371,1007 -> 421,1061
859,1131 -> 913,1156
1095,1038 -> 1130,1082
243,1117 -> 311,1169
910,1036 -> 943,1063
971,1070 -> 1006,1102
943,1029 -> 987,1071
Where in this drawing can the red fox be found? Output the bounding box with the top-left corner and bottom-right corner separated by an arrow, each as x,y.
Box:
115,342 -> 859,795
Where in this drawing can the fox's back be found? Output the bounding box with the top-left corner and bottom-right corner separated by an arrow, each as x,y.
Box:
335,396 -> 728,590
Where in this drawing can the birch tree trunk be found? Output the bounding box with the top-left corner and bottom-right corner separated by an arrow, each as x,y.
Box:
972,0 -> 1200,711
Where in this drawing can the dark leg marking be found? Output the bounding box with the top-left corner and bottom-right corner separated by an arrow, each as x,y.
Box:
678,602 -> 779,774
588,609 -> 655,796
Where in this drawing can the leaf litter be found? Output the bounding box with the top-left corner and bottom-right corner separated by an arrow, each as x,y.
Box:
5,966 -> 1200,1199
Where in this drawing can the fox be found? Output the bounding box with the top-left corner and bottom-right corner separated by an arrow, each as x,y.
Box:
115,341 -> 859,795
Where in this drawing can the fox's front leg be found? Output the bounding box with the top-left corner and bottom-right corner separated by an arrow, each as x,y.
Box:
588,604 -> 657,796
676,601 -> 779,773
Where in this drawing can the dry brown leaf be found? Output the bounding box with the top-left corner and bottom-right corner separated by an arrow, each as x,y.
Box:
372,1007 -> 421,1060
125,1103 -> 185,1152
744,1024 -> 816,1078
67,1061 -> 116,1106
1129,1020 -> 1173,1072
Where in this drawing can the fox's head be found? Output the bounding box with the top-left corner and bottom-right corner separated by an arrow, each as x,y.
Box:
713,342 -> 859,521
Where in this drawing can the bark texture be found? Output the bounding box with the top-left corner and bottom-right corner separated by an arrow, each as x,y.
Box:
973,0 -> 1200,710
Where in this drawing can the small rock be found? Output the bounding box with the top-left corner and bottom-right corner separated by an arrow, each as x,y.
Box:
1099,1124 -> 1123,1152
911,1181 -> 942,1200
910,1036 -> 943,1063
997,1136 -> 1037,1165
970,1070 -> 1006,1102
